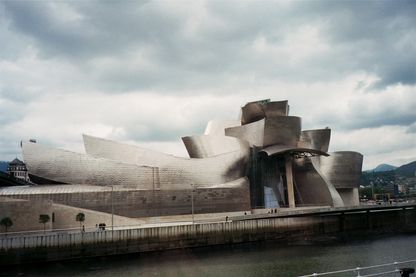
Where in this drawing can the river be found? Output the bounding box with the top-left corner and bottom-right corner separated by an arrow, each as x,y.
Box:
3,234 -> 416,277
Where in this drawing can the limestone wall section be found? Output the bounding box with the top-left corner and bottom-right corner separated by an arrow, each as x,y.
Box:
0,198 -> 53,233
51,204 -> 143,230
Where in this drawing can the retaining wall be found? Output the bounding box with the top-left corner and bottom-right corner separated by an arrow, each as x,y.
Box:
1,205 -> 416,265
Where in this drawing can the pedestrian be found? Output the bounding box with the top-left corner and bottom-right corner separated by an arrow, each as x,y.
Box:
82,225 -> 85,233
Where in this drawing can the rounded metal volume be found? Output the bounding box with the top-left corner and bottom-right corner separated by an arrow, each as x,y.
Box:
23,138 -> 250,188
83,135 -> 250,185
298,129 -> 331,152
182,135 -> 249,158
240,100 -> 289,125
319,151 -> 363,189
263,116 -> 301,147
240,102 -> 264,125
293,156 -> 344,207
263,100 -> 289,118
225,119 -> 265,147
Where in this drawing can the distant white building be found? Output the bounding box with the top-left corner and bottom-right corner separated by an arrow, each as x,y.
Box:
7,158 -> 30,182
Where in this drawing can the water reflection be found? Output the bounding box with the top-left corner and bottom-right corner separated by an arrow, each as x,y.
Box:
3,234 -> 416,277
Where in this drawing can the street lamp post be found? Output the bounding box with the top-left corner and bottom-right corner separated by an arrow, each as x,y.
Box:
191,184 -> 195,224
111,186 -> 114,233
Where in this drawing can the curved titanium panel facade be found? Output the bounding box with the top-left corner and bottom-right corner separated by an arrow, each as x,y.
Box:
263,116 -> 301,147
241,102 -> 264,125
24,141 -> 249,188
298,129 -> 331,152
263,101 -> 289,118
293,157 -> 344,207
260,145 -> 328,157
204,120 -> 241,135
83,135 -> 250,186
83,134 -> 181,167
319,151 -> 363,189
22,142 -> 156,188
19,99 -> 364,211
240,100 -> 289,125
225,119 -> 265,147
337,188 -> 359,206
182,135 -> 249,158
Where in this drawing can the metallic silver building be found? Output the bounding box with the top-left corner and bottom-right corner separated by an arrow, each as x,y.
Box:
20,99 -> 363,216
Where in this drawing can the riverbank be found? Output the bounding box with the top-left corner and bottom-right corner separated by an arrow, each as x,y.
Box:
3,233 -> 416,277
1,204 -> 416,266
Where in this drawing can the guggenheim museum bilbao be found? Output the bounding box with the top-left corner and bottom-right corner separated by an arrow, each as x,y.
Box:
4,99 -> 363,218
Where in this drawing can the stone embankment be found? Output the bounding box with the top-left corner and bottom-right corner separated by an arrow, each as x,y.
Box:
1,204 -> 416,265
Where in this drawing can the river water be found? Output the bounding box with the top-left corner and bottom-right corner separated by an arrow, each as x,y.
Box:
3,234 -> 416,277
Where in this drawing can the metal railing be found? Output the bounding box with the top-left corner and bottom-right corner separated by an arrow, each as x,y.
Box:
299,259 -> 416,277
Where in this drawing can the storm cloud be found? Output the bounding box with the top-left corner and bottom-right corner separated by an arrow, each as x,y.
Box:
0,0 -> 415,169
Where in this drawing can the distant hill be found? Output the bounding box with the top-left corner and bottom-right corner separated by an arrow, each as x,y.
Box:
361,160 -> 416,188
0,161 -> 8,172
396,161 -> 416,177
373,164 -> 397,172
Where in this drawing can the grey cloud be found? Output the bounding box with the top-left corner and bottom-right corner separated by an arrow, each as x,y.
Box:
306,0 -> 416,87
2,1 -> 182,59
0,85 -> 39,103
3,1 -> 94,58
3,0 -> 415,91
407,123 -> 416,134
0,134 -> 23,159
344,113 -> 416,130
0,99 -> 26,125
311,92 -> 416,131
125,123 -> 205,142
0,6 -> 29,60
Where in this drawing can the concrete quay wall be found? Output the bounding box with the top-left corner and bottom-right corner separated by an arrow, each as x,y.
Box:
1,205 -> 416,265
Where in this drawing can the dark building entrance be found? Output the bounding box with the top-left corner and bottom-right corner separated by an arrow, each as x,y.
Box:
248,147 -> 291,209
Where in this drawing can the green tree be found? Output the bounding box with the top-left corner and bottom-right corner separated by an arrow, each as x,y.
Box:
39,214 -> 50,233
76,212 -> 85,231
0,217 -> 13,234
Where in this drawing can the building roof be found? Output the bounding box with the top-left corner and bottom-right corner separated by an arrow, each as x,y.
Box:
9,158 -> 25,166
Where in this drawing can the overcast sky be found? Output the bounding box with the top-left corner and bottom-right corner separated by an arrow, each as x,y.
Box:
1,0 -> 415,170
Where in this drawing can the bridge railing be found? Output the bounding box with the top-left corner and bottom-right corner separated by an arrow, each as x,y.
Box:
299,259 -> 416,277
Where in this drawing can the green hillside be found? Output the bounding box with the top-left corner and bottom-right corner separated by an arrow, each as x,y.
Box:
396,161 -> 416,177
